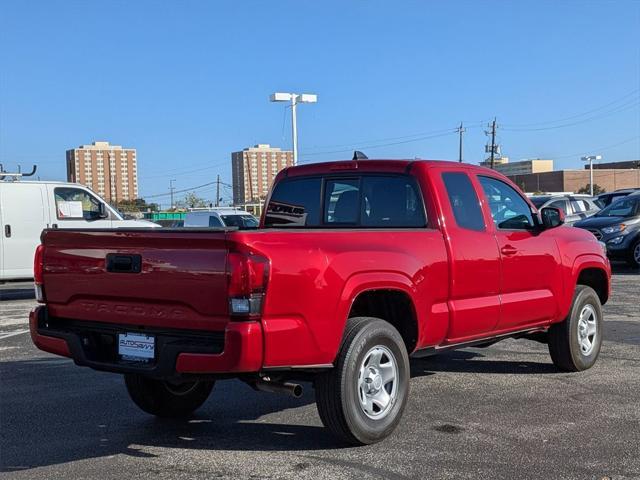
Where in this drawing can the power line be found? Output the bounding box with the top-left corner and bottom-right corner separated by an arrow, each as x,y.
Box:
299,130 -> 459,159
502,98 -> 640,132
501,88 -> 639,128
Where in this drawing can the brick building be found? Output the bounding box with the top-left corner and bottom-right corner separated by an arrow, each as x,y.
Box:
231,144 -> 293,204
508,169 -> 640,193
66,141 -> 138,203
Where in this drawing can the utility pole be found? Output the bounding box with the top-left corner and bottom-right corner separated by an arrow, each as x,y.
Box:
457,122 -> 465,162
169,179 -> 176,209
215,174 -> 220,207
484,118 -> 498,169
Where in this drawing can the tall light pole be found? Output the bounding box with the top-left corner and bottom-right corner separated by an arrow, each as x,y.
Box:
581,155 -> 602,196
169,179 -> 176,210
270,92 -> 318,165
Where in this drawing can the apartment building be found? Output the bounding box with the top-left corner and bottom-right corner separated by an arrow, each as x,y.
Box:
66,141 -> 138,203
231,144 -> 293,204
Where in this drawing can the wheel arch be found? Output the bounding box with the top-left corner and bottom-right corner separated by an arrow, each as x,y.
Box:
571,255 -> 610,306
336,272 -> 420,354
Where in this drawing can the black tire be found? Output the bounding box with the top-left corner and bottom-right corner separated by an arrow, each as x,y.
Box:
548,285 -> 603,372
626,239 -> 640,269
124,374 -> 214,418
315,317 -> 410,445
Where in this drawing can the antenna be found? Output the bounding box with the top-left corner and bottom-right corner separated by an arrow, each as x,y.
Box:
352,151 -> 368,160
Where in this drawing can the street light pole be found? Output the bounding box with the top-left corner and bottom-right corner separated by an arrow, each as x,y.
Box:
169,179 -> 176,209
270,92 -> 318,166
291,95 -> 298,166
581,155 -> 602,196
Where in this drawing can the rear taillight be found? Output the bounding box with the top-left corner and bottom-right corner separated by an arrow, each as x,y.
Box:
34,244 -> 45,303
227,251 -> 270,319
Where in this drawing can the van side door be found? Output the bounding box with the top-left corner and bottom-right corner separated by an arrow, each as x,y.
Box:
47,185 -> 113,229
0,183 -> 49,279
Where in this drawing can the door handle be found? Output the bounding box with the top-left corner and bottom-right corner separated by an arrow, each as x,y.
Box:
4,225 -> 10,238
501,245 -> 518,256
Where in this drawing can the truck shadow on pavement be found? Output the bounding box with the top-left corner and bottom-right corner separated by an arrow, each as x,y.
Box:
410,349 -> 559,376
1,347 -> 559,472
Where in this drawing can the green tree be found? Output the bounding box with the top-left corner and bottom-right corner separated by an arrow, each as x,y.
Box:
179,192 -> 210,209
576,184 -> 605,195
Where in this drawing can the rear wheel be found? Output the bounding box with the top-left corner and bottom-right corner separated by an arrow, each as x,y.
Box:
124,374 -> 214,417
548,285 -> 603,372
315,317 -> 410,445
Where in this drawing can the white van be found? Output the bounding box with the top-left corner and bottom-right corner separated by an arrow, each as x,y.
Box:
0,180 -> 158,281
184,208 -> 259,229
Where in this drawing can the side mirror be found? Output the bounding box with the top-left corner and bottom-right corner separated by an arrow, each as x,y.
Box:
98,202 -> 109,219
540,207 -> 564,229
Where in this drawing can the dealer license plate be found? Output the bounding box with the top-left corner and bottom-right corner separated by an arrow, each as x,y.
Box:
118,333 -> 155,362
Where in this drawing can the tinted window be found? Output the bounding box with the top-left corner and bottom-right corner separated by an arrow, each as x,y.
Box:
208,215 -> 223,227
479,176 -> 534,229
596,196 -> 639,217
221,214 -> 259,228
264,177 -> 321,227
361,176 -> 426,227
442,172 -> 485,231
54,187 -> 103,221
324,179 -> 360,224
549,199 -> 568,214
530,196 -> 550,208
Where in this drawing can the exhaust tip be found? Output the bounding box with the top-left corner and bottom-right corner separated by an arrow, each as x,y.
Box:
291,383 -> 303,398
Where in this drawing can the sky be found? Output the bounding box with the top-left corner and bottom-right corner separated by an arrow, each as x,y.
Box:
1,0 -> 639,207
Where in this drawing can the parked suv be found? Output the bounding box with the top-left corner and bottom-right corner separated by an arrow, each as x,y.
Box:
529,194 -> 600,225
184,208 -> 258,229
575,192 -> 640,267
596,188 -> 640,208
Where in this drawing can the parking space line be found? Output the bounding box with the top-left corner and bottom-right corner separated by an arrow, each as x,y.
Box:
0,329 -> 30,340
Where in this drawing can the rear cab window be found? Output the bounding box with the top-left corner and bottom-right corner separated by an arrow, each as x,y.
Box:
264,174 -> 426,228
441,172 -> 485,231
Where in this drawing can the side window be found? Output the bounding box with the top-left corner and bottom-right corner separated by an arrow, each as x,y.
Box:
549,199 -> 569,214
571,199 -> 589,213
478,176 -> 534,230
361,176 -> 426,227
208,215 -> 223,227
264,177 -> 321,227
442,172 -> 485,231
54,187 -> 103,221
324,179 -> 360,224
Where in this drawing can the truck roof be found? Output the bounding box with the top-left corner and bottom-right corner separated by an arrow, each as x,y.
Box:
281,159 -> 496,178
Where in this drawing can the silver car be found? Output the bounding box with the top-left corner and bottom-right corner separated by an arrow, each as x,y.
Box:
529,194 -> 600,225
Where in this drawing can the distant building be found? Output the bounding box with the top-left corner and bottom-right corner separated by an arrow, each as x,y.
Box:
587,160 -> 640,170
66,141 -> 138,203
480,157 -> 554,176
231,144 -> 293,204
508,169 -> 640,194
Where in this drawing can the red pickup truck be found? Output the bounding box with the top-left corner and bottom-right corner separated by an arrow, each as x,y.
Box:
30,159 -> 610,445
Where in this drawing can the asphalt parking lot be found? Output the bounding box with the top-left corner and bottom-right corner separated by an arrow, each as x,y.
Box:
1,267 -> 639,480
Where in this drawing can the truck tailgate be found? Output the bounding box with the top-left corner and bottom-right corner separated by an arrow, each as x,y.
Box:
41,229 -> 230,331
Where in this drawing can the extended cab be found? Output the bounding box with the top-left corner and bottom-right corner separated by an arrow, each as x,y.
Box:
30,160 -> 611,445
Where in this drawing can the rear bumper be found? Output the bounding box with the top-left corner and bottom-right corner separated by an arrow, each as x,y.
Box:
29,306 -> 263,378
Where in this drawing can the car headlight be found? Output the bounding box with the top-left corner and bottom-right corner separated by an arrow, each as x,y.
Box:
607,236 -> 624,245
602,224 -> 626,234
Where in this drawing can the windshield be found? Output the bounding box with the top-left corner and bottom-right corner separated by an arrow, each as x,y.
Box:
221,214 -> 259,228
529,197 -> 550,208
596,196 -> 640,218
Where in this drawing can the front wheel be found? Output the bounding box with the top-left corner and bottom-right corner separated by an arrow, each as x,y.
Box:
315,317 -> 410,445
627,239 -> 640,269
124,374 -> 214,417
548,285 -> 603,372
